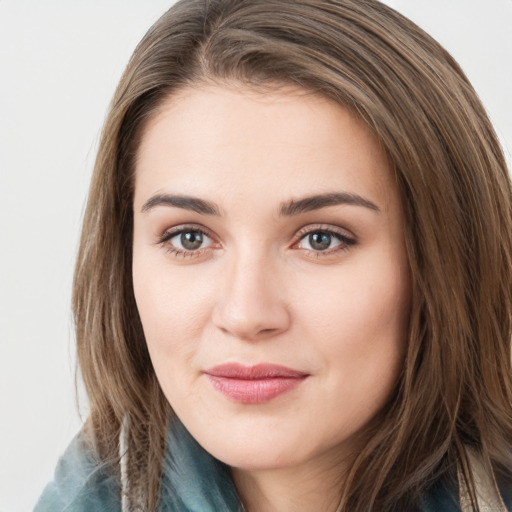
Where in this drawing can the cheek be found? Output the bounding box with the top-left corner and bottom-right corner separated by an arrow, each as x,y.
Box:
300,259 -> 408,325
294,254 -> 410,383
293,270 -> 409,442
132,251 -> 210,371
133,241 -> 212,327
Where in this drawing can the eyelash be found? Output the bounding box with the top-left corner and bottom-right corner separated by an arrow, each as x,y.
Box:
294,225 -> 357,256
156,224 -> 216,258
156,224 -> 357,259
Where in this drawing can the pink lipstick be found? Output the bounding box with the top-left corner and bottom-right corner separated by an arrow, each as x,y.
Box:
204,363 -> 308,404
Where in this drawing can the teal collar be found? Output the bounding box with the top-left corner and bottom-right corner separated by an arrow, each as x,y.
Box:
160,420 -> 512,512
158,419 -> 243,511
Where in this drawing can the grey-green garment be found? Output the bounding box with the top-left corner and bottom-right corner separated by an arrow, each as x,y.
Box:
34,419 -> 512,512
34,420 -> 242,512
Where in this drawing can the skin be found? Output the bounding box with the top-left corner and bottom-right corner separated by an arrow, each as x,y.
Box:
132,83 -> 411,512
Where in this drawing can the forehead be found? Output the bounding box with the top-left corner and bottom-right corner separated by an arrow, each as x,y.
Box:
133,84 -> 396,213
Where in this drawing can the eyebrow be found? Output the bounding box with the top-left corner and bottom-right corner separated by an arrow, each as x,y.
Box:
279,192 -> 380,216
141,194 -> 221,215
140,191 -> 379,216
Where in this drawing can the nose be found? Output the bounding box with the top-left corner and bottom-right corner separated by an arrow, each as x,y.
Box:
212,252 -> 290,341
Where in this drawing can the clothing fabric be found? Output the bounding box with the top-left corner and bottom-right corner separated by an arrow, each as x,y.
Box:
34,420 -> 242,512
34,420 -> 512,512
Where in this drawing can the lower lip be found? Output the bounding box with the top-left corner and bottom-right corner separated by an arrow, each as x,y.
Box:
206,375 -> 307,404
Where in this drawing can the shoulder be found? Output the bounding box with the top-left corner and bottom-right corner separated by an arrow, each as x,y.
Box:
33,427 -> 121,512
420,471 -> 461,512
420,464 -> 512,512
496,471 -> 512,511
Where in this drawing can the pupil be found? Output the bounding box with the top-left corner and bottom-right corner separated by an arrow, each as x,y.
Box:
310,232 -> 331,251
181,231 -> 203,250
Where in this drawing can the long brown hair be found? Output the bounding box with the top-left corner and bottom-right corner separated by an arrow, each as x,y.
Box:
73,0 -> 512,509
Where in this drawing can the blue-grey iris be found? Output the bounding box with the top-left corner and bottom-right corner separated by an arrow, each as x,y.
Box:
309,232 -> 331,251
181,231 -> 203,250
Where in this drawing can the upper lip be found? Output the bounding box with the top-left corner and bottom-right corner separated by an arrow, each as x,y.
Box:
204,363 -> 308,379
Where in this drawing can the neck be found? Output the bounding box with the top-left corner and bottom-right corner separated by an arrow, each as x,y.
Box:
231,458 -> 346,512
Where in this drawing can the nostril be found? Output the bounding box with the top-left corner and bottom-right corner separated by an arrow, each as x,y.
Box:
211,276 -> 291,341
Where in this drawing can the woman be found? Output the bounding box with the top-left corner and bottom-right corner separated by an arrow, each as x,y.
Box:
35,0 -> 512,511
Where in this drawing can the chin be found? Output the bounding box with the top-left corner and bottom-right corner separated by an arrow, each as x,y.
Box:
190,421 -> 332,472
211,443 -> 309,471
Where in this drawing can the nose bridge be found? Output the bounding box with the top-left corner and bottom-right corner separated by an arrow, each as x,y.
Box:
213,244 -> 289,340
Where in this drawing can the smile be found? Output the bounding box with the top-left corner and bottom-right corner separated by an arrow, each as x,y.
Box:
203,363 -> 309,404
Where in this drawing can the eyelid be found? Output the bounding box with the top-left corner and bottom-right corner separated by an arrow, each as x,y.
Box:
157,223 -> 216,242
292,224 -> 357,254
155,222 -> 356,258
294,224 -> 357,242
156,223 -> 219,257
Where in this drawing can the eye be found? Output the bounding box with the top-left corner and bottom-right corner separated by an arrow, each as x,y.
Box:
296,228 -> 356,254
170,230 -> 210,251
158,226 -> 215,256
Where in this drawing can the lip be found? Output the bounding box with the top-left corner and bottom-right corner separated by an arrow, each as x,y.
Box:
204,363 -> 309,404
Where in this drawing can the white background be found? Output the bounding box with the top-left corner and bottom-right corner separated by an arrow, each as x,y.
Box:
0,1 -> 511,511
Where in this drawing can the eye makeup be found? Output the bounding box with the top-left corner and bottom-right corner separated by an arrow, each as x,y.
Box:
293,224 -> 357,257
155,222 -> 358,261
155,223 -> 218,259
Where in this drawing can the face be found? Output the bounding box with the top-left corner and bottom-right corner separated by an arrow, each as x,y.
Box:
132,84 -> 411,474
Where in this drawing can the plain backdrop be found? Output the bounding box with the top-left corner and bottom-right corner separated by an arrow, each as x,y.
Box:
0,1 -> 510,511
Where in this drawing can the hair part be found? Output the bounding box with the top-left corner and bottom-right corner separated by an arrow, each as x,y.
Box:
73,0 -> 512,510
